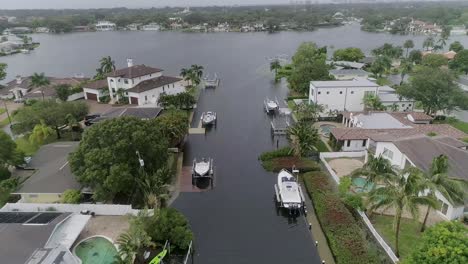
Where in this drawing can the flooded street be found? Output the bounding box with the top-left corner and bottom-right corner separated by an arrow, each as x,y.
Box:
2,23 -> 468,263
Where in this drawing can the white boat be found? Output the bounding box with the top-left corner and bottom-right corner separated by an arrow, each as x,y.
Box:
20,49 -> 30,54
192,158 -> 213,177
274,169 -> 306,215
201,112 -> 217,126
204,73 -> 220,88
264,97 -> 279,113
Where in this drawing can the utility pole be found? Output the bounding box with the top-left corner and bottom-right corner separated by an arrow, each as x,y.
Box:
2,100 -> 12,126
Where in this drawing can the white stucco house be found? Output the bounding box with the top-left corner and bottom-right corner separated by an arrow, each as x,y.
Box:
95,21 -> 116,31
83,79 -> 109,102
309,78 -> 381,114
105,59 -> 185,106
374,135 -> 468,220
378,86 -> 415,111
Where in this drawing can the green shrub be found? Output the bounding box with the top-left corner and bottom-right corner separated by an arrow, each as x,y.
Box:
61,189 -> 81,204
0,166 -> 11,181
259,147 -> 292,161
303,171 -> 381,264
262,157 -> 321,172
99,95 -> 110,103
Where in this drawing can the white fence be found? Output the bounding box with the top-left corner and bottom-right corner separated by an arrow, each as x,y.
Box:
0,203 -> 141,216
67,92 -> 84,101
357,210 -> 399,263
319,151 -> 367,184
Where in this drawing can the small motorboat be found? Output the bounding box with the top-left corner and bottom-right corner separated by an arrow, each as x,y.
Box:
21,49 -> 30,54
192,158 -> 214,177
264,97 -> 279,113
274,169 -> 306,215
201,111 -> 217,126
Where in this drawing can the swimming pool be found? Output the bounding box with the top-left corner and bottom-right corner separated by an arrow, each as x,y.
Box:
319,124 -> 336,137
74,236 -> 119,264
352,177 -> 374,193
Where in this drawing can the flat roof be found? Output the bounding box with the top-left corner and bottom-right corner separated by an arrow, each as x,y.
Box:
353,113 -> 411,129
329,69 -> 369,76
311,78 -> 378,88
15,142 -> 80,194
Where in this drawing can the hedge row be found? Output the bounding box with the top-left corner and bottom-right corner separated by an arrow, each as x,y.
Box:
303,171 -> 381,264
258,147 -> 292,161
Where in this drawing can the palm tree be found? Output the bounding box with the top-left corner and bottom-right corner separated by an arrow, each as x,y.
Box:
287,121 -> 319,157
362,94 -> 385,111
116,227 -> 154,264
403,40 -> 414,58
30,72 -> 50,101
99,56 -> 116,74
29,120 -> 53,145
423,37 -> 435,51
190,64 -> 204,79
180,68 -> 192,86
367,167 -> 437,257
116,88 -> 126,104
137,167 -> 172,209
270,59 -> 281,81
351,154 -> 396,190
399,58 -> 413,85
65,114 -> 80,141
419,155 -> 467,232
296,103 -> 324,122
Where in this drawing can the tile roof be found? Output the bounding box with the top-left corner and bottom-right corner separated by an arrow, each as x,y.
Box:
98,106 -> 162,120
107,65 -> 162,79
126,75 -> 182,93
83,79 -> 108,90
394,136 -> 468,181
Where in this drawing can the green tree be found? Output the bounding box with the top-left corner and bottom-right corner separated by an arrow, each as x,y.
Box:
190,64 -> 204,79
287,121 -> 319,157
288,42 -> 330,94
0,63 -> 6,81
69,117 -> 169,202
55,84 -> 71,101
30,73 -> 50,101
449,41 -> 464,53
362,93 -> 385,111
368,167 -> 437,257
369,56 -> 391,78
136,167 -> 171,209
158,92 -> 196,110
372,43 -> 403,59
61,189 -> 81,204
403,40 -> 414,58
398,67 -> 468,115
99,56 -> 116,74
404,221 -> 468,264
409,50 -> 423,64
400,58 -> 413,85
450,49 -> 468,74
152,110 -> 189,146
351,155 -> 396,191
116,224 -> 153,264
419,155 -> 467,232
423,36 -> 435,51
14,100 -> 88,139
29,120 -> 53,145
421,54 -> 448,68
295,103 -> 324,122
332,47 -> 365,62
270,59 -> 281,82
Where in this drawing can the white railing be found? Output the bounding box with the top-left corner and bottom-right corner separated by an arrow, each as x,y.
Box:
183,241 -> 193,264
357,210 -> 399,263
0,203 -> 142,216
319,151 -> 367,184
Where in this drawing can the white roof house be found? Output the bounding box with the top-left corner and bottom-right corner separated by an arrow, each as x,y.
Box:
95,21 -> 116,31
378,86 -> 415,112
329,69 -> 370,80
309,78 -> 380,114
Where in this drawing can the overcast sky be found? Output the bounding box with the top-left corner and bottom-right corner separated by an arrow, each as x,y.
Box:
0,1 -> 441,10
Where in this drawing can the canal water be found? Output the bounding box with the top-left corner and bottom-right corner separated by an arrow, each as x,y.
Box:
2,23 -> 468,263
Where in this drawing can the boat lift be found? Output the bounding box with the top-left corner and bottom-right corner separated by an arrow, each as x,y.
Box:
204,73 -> 220,88
271,108 -> 292,135
264,97 -> 279,113
274,168 -> 306,216
192,158 -> 214,188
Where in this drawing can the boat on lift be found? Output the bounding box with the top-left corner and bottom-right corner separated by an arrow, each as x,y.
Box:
274,169 -> 306,215
204,73 -> 220,88
201,111 -> 217,126
264,97 -> 279,113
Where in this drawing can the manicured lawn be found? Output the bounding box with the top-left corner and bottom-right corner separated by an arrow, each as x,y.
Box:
0,108 -> 5,115
372,215 -> 422,260
434,117 -> 468,134
0,117 -> 11,128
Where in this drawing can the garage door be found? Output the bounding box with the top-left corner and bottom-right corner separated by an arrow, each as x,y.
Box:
86,92 -> 98,101
130,97 -> 139,105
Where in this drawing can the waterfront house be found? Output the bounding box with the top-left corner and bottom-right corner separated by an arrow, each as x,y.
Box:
105,59 -> 185,106
309,78 -> 380,113
407,19 -> 441,35
95,21 -> 116,31
142,23 -> 161,31
374,135 -> 468,220
378,85 -> 415,111
450,25 -> 467,36
126,23 -> 141,31
329,69 -> 370,80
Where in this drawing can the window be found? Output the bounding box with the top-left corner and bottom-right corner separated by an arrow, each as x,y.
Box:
350,91 -> 354,94
364,91 -> 375,96
402,104 -> 405,107
173,84 -> 175,88
339,91 -> 343,94
382,147 -> 394,159
118,79 -> 121,82
347,140 -> 351,147
438,200 -> 449,215
152,94 -> 155,98
145,95 -> 148,101
408,104 -> 412,107
362,139 -> 367,147
318,91 -> 321,95
110,79 -> 114,82
326,91 -> 330,95
124,79 -> 129,84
